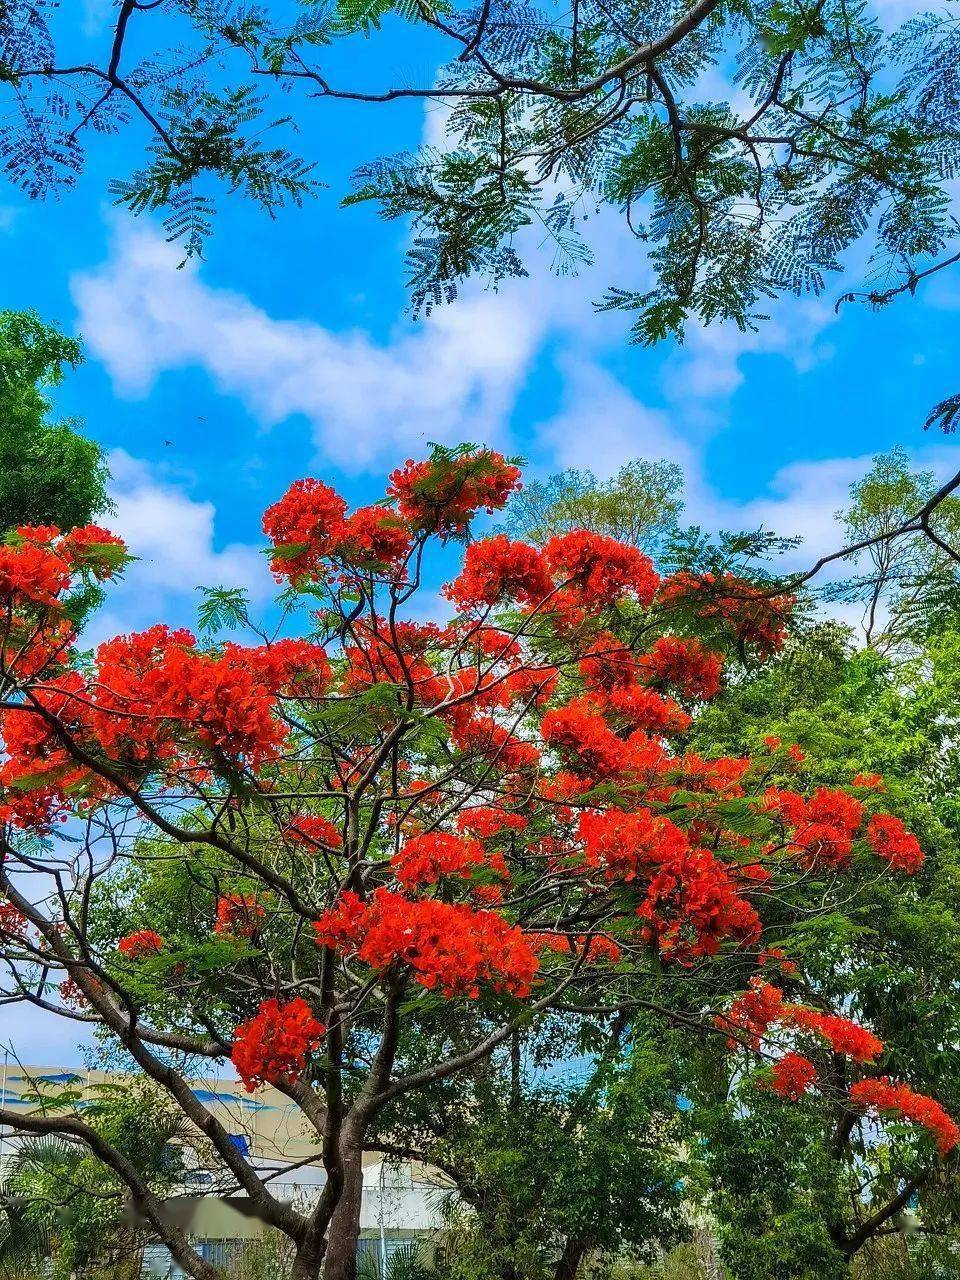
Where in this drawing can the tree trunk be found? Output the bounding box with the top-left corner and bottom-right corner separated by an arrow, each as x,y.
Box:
553,1235 -> 588,1280
321,1146 -> 365,1280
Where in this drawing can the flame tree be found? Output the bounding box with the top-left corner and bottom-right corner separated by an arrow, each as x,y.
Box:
0,446 -> 954,1280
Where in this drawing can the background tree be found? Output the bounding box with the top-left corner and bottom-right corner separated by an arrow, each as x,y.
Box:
822,449 -> 960,654
684,616 -> 960,1275
0,309 -> 111,534
372,1017 -> 691,1280
0,445 -> 949,1280
502,461 -> 684,555
4,1 -> 960,342
0,1081 -> 190,1280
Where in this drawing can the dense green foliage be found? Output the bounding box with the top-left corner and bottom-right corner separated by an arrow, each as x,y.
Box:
0,310 -> 110,533
0,1083 -> 187,1280
4,2 -> 960,340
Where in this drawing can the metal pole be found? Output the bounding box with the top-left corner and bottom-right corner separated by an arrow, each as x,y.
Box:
0,1049 -> 8,1174
379,1159 -> 387,1276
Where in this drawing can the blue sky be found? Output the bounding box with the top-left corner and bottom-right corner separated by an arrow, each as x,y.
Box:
2,0 -> 959,1059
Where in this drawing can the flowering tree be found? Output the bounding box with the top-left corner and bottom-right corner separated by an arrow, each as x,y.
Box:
0,445 -> 954,1280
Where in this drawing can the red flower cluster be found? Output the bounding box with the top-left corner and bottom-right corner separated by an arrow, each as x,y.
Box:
214,895 -> 265,940
388,450 -> 522,537
0,627 -> 335,829
337,505 -> 412,571
262,478 -> 348,581
231,997 -> 325,1092
852,772 -> 885,790
451,716 -> 541,774
391,832 -> 487,888
578,807 -> 689,882
866,814 -> 924,873
543,531 -> 659,610
528,932 -> 622,964
0,537 -> 72,608
284,815 -> 343,851
850,1078 -> 960,1154
457,807 -> 528,839
790,1008 -> 883,1063
606,684 -> 691,735
771,1052 -> 817,1100
263,481 -> 413,584
638,636 -> 723,700
313,889 -> 539,997
575,808 -> 761,962
638,847 -> 762,963
723,979 -> 883,1064
542,699 -> 627,780
118,930 -> 164,958
445,535 -> 552,610
765,787 -> 864,869
0,903 -> 29,940
579,634 -> 637,692
724,980 -> 787,1047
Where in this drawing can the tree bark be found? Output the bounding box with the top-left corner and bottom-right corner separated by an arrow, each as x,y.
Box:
553,1235 -> 588,1280
321,1145 -> 365,1280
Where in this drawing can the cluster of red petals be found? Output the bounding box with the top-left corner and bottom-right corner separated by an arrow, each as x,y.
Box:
445,535 -> 553,610
337,505 -> 412,571
542,698 -> 628,780
231,997 -> 325,1092
724,980 -> 787,1047
579,634 -> 637,693
457,806 -> 528,839
262,479 -> 348,581
853,772 -> 885,790
59,976 -> 89,1008
387,451 -> 522,537
528,932 -> 622,964
771,1052 -> 818,1099
118,929 -> 164,958
1,626 -> 335,827
766,788 -> 924,876
313,888 -> 538,997
850,1078 -> 960,1154
765,787 -> 864,869
723,979 -> 883,1063
578,808 -> 688,882
92,626 -> 291,769
543,531 -> 659,610
0,523 -> 125,610
391,832 -> 487,889
638,847 -> 762,963
0,902 -> 29,940
605,684 -> 691,735
658,572 -> 792,657
576,808 -> 761,961
789,1008 -> 883,1063
214,894 -> 265,940
866,814 -> 924,873
284,815 -> 343,851
638,636 -> 723,701
451,716 -> 541,773
238,639 -> 334,701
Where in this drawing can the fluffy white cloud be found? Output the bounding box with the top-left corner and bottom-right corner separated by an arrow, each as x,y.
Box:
81,450 -> 269,645
73,226 -> 548,472
533,360 -> 699,477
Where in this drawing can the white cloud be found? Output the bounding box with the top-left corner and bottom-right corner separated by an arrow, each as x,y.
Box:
534,360 -> 699,477
80,450 -> 270,645
661,301 -> 837,412
72,225 -> 548,472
